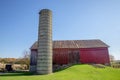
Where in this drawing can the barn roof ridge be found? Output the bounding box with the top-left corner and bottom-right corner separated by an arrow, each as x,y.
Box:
30,39 -> 109,49
53,39 -> 101,41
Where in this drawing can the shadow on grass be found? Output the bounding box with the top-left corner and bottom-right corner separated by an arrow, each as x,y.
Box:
0,71 -> 34,77
54,64 -> 83,73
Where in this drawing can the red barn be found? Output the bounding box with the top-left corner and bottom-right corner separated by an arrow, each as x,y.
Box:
30,39 -> 110,71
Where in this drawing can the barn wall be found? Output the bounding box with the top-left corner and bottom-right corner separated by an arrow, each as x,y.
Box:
30,47 -> 110,72
53,48 -> 80,65
80,47 -> 110,65
30,49 -> 37,72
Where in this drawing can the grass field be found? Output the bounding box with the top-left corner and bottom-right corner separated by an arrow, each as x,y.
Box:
0,64 -> 120,80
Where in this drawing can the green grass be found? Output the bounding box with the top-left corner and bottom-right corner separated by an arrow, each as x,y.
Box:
0,64 -> 120,80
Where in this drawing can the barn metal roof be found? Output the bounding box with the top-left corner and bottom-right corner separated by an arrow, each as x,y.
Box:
30,39 -> 109,49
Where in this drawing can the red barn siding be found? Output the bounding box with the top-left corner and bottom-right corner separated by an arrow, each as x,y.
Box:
30,47 -> 110,65
80,47 -> 110,64
53,48 -> 80,64
53,48 -> 69,64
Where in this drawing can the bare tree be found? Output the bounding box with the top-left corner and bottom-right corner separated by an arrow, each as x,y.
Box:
109,54 -> 115,63
22,50 -> 30,69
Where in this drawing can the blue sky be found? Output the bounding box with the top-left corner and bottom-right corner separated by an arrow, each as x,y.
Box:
0,0 -> 120,60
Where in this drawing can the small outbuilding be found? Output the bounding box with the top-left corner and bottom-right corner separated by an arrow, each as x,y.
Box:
30,39 -> 110,72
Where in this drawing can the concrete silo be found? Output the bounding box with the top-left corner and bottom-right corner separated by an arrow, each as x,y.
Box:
36,9 -> 52,74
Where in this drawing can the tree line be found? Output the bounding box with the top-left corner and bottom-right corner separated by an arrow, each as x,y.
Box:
0,51 -> 30,69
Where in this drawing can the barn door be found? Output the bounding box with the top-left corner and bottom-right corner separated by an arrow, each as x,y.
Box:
69,50 -> 80,64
